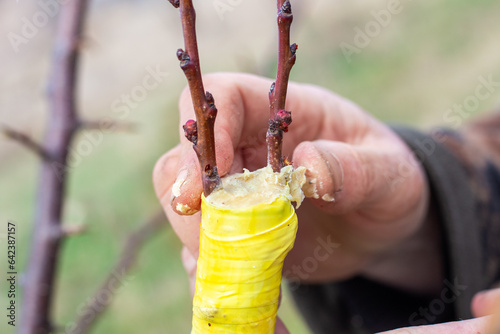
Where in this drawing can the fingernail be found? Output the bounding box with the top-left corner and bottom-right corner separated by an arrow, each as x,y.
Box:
171,168 -> 188,201
313,142 -> 344,200
328,151 -> 344,194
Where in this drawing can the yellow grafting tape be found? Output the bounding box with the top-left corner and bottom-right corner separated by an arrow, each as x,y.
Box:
192,194 -> 298,333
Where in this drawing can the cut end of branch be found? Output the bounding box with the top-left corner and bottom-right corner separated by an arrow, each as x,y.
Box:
168,0 -> 180,8
183,119 -> 198,145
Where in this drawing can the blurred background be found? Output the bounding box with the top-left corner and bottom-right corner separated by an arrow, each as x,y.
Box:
1,0 -> 499,333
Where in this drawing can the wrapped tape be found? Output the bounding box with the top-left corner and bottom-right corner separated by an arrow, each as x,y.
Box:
192,194 -> 298,333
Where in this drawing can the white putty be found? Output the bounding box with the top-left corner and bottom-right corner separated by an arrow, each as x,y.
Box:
176,202 -> 194,214
172,169 -> 188,199
206,165 -> 308,209
303,178 -> 319,199
321,193 -> 335,202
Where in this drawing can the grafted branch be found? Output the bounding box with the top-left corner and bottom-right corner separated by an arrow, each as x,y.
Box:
267,0 -> 297,172
19,0 -> 89,333
169,0 -> 220,196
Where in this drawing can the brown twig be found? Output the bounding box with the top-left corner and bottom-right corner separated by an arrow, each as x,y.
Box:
1,124 -> 51,160
267,0 -> 297,172
79,119 -> 137,132
69,211 -> 166,334
169,0 -> 221,196
19,1 -> 89,333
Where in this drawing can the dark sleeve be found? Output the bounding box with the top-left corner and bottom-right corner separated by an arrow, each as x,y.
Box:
289,112 -> 500,334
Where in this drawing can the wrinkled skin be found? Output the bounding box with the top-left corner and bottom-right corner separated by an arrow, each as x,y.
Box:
153,73 -> 499,333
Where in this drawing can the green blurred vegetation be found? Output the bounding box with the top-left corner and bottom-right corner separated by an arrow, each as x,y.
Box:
1,0 -> 500,333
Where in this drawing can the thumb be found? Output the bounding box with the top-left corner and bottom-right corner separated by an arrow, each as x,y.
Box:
293,139 -> 409,216
293,140 -> 343,205
472,287 -> 500,318
293,139 -> 372,215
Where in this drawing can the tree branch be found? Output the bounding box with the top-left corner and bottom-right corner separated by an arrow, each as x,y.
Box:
19,1 -> 89,333
169,0 -> 221,196
1,124 -> 51,161
69,211 -> 166,334
267,0 -> 297,172
79,119 -> 137,132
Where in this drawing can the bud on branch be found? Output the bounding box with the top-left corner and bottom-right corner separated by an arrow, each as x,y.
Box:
275,109 -> 292,132
168,0 -> 179,8
267,0 -> 297,172
183,119 -> 198,145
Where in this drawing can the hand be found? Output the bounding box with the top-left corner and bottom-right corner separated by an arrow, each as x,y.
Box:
379,287 -> 500,333
154,73 -> 437,296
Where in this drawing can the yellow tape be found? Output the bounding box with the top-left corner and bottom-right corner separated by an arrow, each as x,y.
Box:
192,194 -> 298,333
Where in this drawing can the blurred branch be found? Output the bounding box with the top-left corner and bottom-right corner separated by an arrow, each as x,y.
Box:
19,0 -> 90,333
69,211 -> 166,334
1,124 -> 51,160
79,119 -> 137,132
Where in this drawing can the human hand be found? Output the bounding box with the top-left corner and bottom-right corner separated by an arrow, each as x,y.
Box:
378,287 -> 500,333
154,72 -> 436,296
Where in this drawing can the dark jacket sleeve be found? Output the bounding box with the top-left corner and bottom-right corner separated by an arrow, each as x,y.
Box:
289,112 -> 500,334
